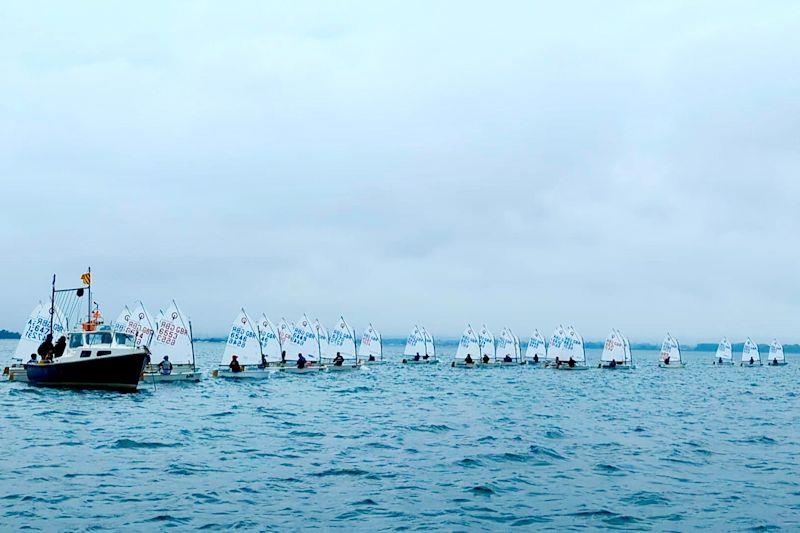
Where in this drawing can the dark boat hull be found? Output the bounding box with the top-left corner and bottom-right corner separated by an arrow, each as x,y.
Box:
25,352 -> 148,391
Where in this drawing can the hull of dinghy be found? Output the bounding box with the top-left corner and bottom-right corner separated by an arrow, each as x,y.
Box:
451,361 -> 477,368
326,364 -> 362,372
214,368 -> 272,379
598,363 -> 634,370
712,361 -> 735,366
740,363 -> 763,367
277,366 -> 324,374
658,363 -> 686,369
26,351 -> 147,391
402,359 -> 439,364
142,364 -> 202,382
767,362 -> 788,366
554,365 -> 590,371
521,361 -> 543,367
5,364 -> 30,382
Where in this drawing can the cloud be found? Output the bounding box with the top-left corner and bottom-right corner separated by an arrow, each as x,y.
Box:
1,1 -> 798,342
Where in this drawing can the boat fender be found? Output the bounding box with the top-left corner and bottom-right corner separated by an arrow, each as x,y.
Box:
211,369 -> 219,378
2,366 -> 8,375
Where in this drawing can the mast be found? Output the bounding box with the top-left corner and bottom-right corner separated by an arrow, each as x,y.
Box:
49,274 -> 56,336
87,266 -> 92,324
188,317 -> 196,371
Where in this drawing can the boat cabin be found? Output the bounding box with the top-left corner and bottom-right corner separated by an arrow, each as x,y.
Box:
67,327 -> 138,358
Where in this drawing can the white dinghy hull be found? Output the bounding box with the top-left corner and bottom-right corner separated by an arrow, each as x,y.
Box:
4,363 -> 29,382
658,362 -> 686,369
403,358 -> 439,364
214,366 -> 272,379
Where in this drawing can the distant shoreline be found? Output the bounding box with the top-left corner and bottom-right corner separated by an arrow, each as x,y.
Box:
0,330 -> 20,340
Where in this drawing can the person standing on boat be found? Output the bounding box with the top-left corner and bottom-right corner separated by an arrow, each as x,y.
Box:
229,355 -> 243,373
37,334 -> 53,358
333,352 -> 345,366
297,353 -> 307,369
158,356 -> 173,376
53,336 -> 66,358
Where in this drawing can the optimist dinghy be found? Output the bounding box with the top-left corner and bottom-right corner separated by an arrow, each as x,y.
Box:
4,302 -> 69,382
122,301 -> 156,349
495,327 -> 522,365
741,337 -> 762,367
478,324 -> 496,366
599,329 -> 634,369
142,301 -> 201,382
215,309 -> 270,378
278,315 -> 324,374
712,337 -> 734,366
451,324 -> 480,367
554,326 -> 589,370
523,329 -> 546,366
545,325 -> 565,368
325,317 -> 362,371
767,339 -> 787,366
256,314 -> 283,370
359,323 -> 383,364
421,326 -> 438,363
658,333 -> 685,368
402,325 -> 431,364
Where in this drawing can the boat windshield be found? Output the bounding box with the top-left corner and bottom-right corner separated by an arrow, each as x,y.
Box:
69,334 -> 84,349
114,333 -> 136,346
86,332 -> 113,346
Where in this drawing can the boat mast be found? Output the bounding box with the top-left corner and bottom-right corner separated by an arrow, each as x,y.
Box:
49,274 -> 56,336
86,266 -> 92,324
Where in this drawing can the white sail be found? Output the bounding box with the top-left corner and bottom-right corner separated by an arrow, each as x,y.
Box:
660,333 -> 681,364
287,315 -> 320,361
768,339 -> 785,363
496,328 -> 518,361
421,326 -> 435,357
13,302 -> 68,360
742,337 -> 761,364
315,319 -> 330,359
328,316 -> 357,360
221,309 -> 261,366
404,325 -> 426,357
258,314 -> 282,363
150,301 -> 194,366
620,331 -> 633,364
359,323 -> 382,360
716,337 -> 732,362
601,329 -> 626,363
455,324 -> 480,360
547,325 -> 566,362
563,325 -> 586,363
154,309 -> 164,333
513,332 -> 522,359
112,306 -> 132,334
479,325 -> 495,359
525,329 -> 547,361
125,301 -> 155,348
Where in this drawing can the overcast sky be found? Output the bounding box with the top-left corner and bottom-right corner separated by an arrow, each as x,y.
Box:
2,1 -> 798,341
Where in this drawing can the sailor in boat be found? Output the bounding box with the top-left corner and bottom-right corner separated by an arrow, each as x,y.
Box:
568,357 -> 576,368
554,356 -> 561,368
663,356 -> 670,365
413,352 -> 421,362
772,357 -> 779,366
423,353 -> 429,361
53,336 -> 67,358
297,353 -> 307,369
533,354 -> 539,364
37,334 -> 54,359
229,355 -> 243,373
368,354 -> 376,362
28,353 -> 37,365
749,356 -> 755,365
281,351 -> 287,365
609,359 -> 617,368
158,356 -> 173,376
718,356 -> 723,364
481,354 -> 490,364
332,352 -> 345,367
503,354 -> 513,363
464,354 -> 474,365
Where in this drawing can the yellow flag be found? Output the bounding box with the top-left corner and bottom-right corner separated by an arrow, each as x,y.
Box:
81,272 -> 91,285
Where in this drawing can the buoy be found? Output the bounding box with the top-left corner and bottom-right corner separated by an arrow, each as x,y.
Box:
211,369 -> 219,378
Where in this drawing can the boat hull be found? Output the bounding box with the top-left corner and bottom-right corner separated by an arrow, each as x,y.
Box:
451,361 -> 476,368
142,363 -> 202,383
767,361 -> 788,366
740,363 -> 763,367
554,365 -> 590,371
25,351 -> 147,391
403,359 -> 439,364
659,363 -> 686,368
598,363 -> 635,370
4,363 -> 30,382
214,367 -> 272,379
712,361 -> 735,366
325,363 -> 362,372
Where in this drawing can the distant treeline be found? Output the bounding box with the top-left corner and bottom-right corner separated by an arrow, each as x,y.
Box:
193,337 -> 796,352
0,330 -> 21,339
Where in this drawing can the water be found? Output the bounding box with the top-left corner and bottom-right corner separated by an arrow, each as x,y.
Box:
2,339 -> 799,530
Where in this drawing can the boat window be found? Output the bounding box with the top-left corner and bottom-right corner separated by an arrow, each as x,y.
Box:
114,333 -> 135,346
86,332 -> 113,345
96,350 -> 111,357
69,335 -> 84,349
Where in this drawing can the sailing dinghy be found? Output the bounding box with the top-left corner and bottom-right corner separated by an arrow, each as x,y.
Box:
256,314 -> 283,369
523,329 -> 546,366
359,323 -> 383,364
658,333 -> 685,368
276,317 -> 293,363
554,325 -> 589,370
741,337 -> 762,366
215,309 -> 269,378
599,329 -> 633,369
545,325 -> 566,368
712,337 -> 733,366
478,324 -> 496,365
279,314 -> 323,373
123,301 -> 156,349
142,301 -> 201,382
402,325 -> 429,363
495,327 -> 521,365
325,317 -> 362,371
421,326 -> 438,363
452,324 -> 480,367
4,302 -> 68,382
767,339 -> 787,366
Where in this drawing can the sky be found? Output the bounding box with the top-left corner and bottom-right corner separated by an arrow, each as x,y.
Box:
1,1 -> 799,341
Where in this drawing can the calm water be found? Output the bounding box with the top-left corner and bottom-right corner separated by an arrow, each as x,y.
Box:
2,339 -> 799,531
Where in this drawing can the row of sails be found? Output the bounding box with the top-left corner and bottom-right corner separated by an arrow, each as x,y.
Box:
403,325 -> 436,358
111,300 -> 194,366
452,324 -> 584,363
715,336 -> 783,364
222,311 -> 382,366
